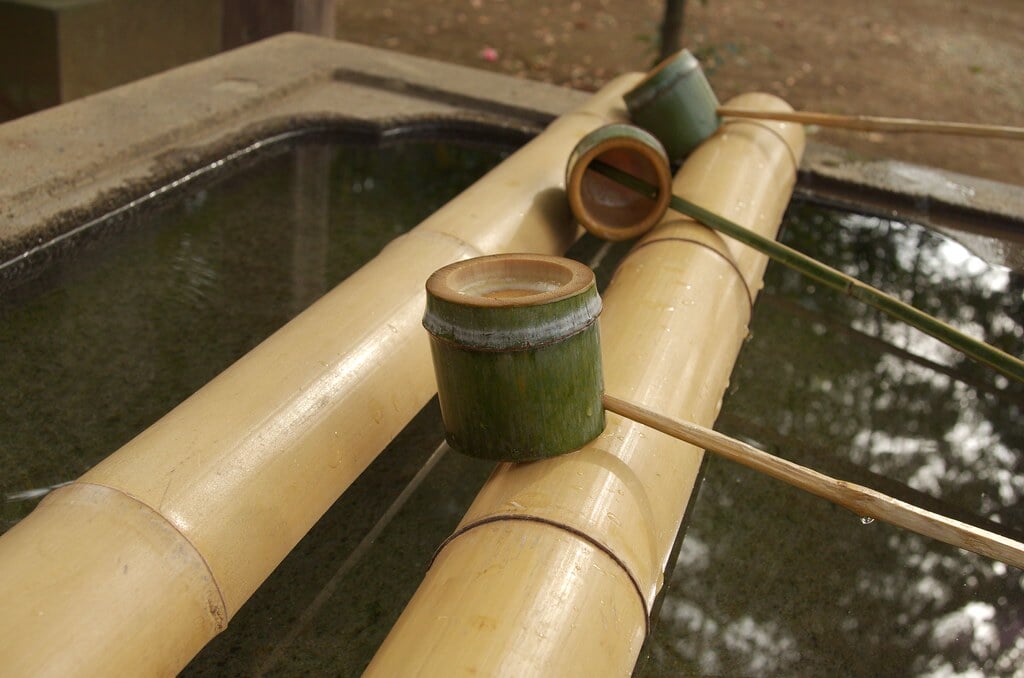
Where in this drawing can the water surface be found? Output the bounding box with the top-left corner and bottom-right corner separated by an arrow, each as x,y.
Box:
1,135 -> 1021,676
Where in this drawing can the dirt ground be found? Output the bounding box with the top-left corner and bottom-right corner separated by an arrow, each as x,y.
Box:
335,0 -> 1024,187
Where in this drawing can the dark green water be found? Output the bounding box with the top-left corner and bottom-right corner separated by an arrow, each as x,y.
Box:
1,135 -> 1021,676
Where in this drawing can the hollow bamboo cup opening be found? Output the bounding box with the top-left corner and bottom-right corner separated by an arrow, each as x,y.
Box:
428,254 -> 590,307
423,254 -> 605,461
566,124 -> 672,241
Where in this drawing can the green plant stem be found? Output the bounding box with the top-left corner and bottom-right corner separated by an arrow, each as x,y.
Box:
589,160 -> 1024,384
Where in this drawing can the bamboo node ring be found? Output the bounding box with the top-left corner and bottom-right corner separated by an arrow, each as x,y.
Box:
429,514 -> 652,636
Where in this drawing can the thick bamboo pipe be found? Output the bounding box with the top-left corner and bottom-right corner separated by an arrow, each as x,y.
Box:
366,93 -> 804,676
0,74 -> 643,677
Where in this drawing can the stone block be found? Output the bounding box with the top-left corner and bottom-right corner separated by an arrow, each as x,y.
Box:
0,0 -> 221,119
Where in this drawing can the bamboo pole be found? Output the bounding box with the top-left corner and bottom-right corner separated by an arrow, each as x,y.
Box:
717,107 -> 1024,141
589,160 -> 1024,384
0,74 -> 644,677
366,92 -> 805,676
603,394 -> 1024,570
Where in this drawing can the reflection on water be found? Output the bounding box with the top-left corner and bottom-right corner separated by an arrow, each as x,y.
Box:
638,204 -> 1024,677
2,134 -> 1022,676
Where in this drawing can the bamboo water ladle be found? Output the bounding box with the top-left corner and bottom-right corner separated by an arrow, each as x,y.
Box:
623,48 -> 1024,161
612,51 -> 1024,381
562,122 -> 1024,384
592,157 -> 1024,384
424,254 -> 1024,571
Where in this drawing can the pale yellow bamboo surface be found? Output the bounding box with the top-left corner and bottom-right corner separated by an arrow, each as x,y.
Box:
0,74 -> 644,677
366,94 -> 805,677
603,394 -> 1024,571
717,106 -> 1024,140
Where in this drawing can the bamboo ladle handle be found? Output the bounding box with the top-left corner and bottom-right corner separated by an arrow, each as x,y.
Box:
602,393 -> 1024,571
716,107 -> 1024,141
588,160 -> 1024,384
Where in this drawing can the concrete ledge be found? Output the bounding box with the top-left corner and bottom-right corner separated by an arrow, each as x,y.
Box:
800,142 -> 1024,241
1,33 -> 1022,271
0,34 -> 583,266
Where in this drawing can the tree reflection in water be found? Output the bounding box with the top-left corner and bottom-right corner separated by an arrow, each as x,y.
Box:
639,205 -> 1024,677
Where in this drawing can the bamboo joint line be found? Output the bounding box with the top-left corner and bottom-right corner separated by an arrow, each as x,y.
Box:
429,514 -> 653,634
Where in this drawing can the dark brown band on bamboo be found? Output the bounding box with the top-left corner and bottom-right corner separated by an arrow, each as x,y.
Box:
51,481 -> 229,629
430,513 -> 652,636
626,236 -> 756,311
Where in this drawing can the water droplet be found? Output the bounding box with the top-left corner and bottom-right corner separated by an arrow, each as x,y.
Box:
860,516 -> 875,525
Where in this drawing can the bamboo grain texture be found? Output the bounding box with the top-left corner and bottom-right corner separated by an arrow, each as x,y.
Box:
602,393 -> 1024,571
717,107 -> 1024,141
